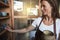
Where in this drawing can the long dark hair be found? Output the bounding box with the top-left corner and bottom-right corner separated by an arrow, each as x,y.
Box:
41,0 -> 60,19
40,0 -> 59,39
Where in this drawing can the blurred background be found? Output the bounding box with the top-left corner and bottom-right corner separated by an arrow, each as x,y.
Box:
13,0 -> 60,40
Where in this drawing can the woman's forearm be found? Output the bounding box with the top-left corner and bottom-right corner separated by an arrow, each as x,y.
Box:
10,25 -> 35,33
11,28 -> 28,33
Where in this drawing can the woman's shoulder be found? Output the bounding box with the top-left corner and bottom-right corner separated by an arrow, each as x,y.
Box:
36,17 -> 42,20
33,17 -> 42,23
56,18 -> 60,21
56,18 -> 60,22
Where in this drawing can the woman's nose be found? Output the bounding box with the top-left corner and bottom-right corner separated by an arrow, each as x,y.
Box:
41,7 -> 43,11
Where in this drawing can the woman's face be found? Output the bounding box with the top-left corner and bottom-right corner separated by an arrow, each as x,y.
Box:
41,1 -> 52,16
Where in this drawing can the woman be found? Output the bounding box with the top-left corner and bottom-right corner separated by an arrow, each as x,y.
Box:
6,0 -> 60,40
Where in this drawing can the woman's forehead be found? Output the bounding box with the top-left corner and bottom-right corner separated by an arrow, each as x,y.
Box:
41,1 -> 49,5
40,0 -> 46,2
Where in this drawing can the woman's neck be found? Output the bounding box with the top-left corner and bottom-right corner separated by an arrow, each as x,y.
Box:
43,16 -> 53,26
44,15 -> 53,21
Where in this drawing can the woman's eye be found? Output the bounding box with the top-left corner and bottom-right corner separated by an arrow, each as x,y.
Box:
41,5 -> 45,8
43,5 -> 45,7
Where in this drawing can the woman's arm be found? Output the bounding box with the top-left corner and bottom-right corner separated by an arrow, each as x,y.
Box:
6,25 -> 35,33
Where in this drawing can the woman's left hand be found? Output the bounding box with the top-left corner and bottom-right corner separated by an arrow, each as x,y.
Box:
5,26 -> 13,32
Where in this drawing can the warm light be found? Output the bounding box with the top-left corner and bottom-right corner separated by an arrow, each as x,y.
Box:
35,5 -> 39,9
14,1 -> 23,12
27,8 -> 38,16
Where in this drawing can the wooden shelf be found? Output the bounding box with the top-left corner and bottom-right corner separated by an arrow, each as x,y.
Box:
0,1 -> 9,7
0,16 -> 10,19
14,16 -> 27,18
0,30 -> 6,36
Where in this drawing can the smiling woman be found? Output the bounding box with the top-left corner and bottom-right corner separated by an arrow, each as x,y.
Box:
5,0 -> 60,40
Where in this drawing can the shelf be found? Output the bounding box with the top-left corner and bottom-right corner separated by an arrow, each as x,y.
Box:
0,30 -> 6,36
0,1 -> 9,7
14,16 -> 27,18
0,16 -> 10,19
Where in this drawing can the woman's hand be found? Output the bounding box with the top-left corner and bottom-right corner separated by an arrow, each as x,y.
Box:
5,26 -> 13,32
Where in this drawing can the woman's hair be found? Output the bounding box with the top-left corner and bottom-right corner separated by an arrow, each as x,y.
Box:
41,0 -> 60,18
